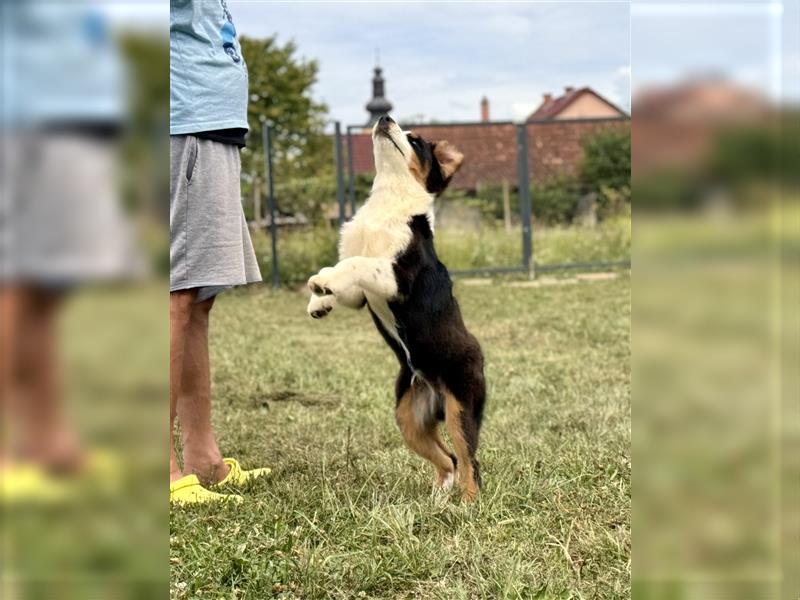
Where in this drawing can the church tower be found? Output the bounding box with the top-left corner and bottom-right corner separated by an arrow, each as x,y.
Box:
365,64 -> 393,126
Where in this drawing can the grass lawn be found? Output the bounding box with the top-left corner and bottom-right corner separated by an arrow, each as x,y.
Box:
170,276 -> 631,599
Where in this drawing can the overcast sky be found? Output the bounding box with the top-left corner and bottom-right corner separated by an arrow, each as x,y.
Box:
228,1 -> 631,126
118,1 -> 796,123
631,2 -> 788,101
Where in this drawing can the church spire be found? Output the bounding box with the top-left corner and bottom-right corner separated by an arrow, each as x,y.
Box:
365,59 -> 393,127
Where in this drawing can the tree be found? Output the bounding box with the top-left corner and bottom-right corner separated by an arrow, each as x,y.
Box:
580,124 -> 631,191
580,124 -> 631,216
239,36 -> 331,214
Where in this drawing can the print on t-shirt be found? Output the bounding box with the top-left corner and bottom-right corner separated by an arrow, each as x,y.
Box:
219,0 -> 241,63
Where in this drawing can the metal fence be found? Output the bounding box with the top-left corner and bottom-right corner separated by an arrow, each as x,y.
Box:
256,116 -> 630,288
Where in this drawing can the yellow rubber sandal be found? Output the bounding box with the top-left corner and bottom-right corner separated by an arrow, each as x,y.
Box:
216,458 -> 271,486
170,474 -> 243,506
1,462 -> 73,505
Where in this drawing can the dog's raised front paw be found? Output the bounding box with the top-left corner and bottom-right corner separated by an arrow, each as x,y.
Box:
308,267 -> 335,296
307,294 -> 336,319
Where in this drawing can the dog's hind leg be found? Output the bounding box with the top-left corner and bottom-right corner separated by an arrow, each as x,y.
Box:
395,382 -> 456,490
443,389 -> 482,502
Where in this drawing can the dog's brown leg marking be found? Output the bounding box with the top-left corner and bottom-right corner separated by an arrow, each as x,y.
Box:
396,389 -> 455,486
444,390 -> 479,502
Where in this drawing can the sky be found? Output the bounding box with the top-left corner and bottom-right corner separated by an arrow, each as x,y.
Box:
631,2 -> 789,102
111,1 -> 797,122
227,1 -> 632,126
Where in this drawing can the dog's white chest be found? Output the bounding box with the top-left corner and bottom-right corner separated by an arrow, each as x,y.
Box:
339,218 -> 410,260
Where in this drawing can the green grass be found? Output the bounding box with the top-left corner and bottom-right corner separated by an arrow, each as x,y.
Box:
252,214 -> 631,286
437,213 -> 631,271
170,276 -> 631,599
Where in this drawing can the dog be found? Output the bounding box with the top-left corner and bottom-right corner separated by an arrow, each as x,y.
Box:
306,115 -> 485,501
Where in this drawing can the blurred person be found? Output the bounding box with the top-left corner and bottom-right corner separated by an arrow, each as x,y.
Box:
169,0 -> 268,504
0,2 -> 142,502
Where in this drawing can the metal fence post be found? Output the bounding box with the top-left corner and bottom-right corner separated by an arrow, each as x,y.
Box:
346,126 -> 356,216
262,121 -> 279,289
516,123 -> 534,279
334,122 -> 346,227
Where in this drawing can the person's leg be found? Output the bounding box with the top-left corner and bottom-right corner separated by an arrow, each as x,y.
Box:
176,295 -> 229,486
0,285 -> 18,466
5,285 -> 82,471
169,289 -> 195,482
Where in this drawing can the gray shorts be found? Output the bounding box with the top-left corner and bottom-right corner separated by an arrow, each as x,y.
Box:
170,135 -> 262,301
2,132 -> 144,284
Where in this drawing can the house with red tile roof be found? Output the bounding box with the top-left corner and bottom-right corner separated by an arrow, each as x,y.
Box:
528,87 -> 628,121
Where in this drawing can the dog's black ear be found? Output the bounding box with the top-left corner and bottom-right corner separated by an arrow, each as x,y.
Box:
432,140 -> 464,181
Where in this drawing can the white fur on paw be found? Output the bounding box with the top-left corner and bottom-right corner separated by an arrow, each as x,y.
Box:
307,294 -> 336,319
440,471 -> 455,491
433,471 -> 455,493
308,267 -> 335,296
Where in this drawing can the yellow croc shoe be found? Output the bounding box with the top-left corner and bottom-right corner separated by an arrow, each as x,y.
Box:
1,462 -> 73,505
216,458 -> 271,487
170,474 -> 243,506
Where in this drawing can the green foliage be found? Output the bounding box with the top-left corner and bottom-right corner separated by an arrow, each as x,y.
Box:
707,121 -> 800,185
441,180 -> 579,227
118,32 -> 169,218
531,177 -> 582,226
580,125 -> 631,191
580,125 -> 631,216
635,116 -> 800,213
273,177 -> 336,224
258,172 -> 375,226
632,169 -> 707,212
471,184 -> 520,221
118,32 -> 170,274
239,36 -> 331,201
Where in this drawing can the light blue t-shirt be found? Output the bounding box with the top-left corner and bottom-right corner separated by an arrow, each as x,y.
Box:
2,1 -> 124,128
170,0 -> 249,134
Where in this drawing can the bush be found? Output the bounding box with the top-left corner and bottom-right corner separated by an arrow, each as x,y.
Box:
532,176 -> 582,226
273,175 -> 335,224
470,183 -> 520,221
580,125 -> 631,216
580,125 -> 631,190
445,180 -> 579,227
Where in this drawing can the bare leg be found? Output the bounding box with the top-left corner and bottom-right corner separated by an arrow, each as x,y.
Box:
4,285 -> 82,471
175,295 -> 229,486
0,286 -> 18,466
169,290 -> 194,482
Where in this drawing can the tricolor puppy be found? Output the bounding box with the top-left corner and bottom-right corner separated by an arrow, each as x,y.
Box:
307,115 -> 486,502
